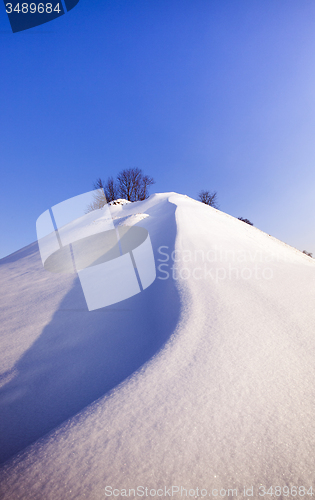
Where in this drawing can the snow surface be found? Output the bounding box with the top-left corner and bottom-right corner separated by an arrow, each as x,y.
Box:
1,193 -> 315,499
108,199 -> 132,206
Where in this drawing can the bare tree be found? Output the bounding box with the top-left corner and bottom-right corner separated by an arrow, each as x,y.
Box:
302,250 -> 313,258
85,188 -> 107,213
238,217 -> 254,226
198,190 -> 219,208
91,168 -> 155,209
117,168 -> 155,201
138,174 -> 155,201
104,176 -> 119,202
93,178 -> 106,190
117,168 -> 141,201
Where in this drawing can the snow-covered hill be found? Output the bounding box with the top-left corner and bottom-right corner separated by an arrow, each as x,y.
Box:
1,193 -> 315,499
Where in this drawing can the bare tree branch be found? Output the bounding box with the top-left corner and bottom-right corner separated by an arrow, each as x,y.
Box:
198,190 -> 219,208
93,178 -> 106,190
85,189 -> 107,213
117,168 -> 155,201
92,168 -> 155,209
104,176 -> 119,202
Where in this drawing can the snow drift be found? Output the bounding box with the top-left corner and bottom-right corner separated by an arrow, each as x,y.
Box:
0,193 -> 315,499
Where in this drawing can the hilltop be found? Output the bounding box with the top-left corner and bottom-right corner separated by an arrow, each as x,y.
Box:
1,193 -> 315,499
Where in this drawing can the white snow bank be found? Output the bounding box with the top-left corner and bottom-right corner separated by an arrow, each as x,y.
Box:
1,193 -> 315,499
108,198 -> 132,206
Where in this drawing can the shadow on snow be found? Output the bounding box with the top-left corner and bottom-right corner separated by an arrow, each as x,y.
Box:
0,199 -> 180,465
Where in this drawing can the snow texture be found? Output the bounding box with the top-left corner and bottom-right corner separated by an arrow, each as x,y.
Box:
0,193 -> 315,499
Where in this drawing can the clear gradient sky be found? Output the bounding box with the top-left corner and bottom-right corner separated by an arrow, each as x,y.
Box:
1,0 -> 315,259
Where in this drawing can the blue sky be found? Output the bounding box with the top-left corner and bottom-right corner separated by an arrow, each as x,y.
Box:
1,0 -> 315,259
